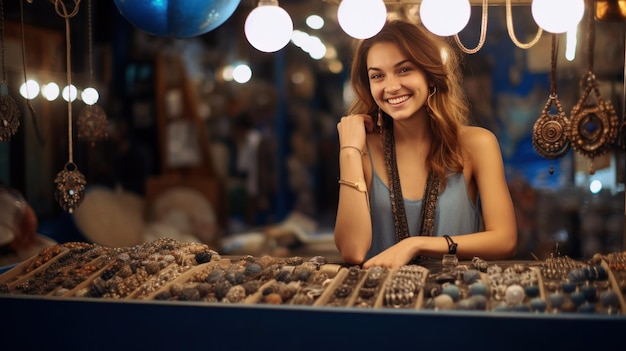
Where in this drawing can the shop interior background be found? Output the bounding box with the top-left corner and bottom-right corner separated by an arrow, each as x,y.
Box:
0,0 -> 624,261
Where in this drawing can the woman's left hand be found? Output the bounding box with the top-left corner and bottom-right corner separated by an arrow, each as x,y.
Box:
362,237 -> 421,269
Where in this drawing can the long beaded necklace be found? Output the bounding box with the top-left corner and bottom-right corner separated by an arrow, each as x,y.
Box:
381,113 -> 441,243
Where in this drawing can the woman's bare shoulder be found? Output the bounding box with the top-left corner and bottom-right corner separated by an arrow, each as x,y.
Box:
458,126 -> 499,150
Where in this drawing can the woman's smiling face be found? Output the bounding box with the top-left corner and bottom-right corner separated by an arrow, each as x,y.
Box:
366,41 -> 430,121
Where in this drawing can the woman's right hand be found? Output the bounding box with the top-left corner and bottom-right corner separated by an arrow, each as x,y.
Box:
337,114 -> 375,151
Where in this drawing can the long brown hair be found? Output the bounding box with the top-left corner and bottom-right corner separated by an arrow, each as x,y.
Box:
348,20 -> 470,186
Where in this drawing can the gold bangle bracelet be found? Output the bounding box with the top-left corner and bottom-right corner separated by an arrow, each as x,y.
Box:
340,146 -> 366,155
338,178 -> 370,212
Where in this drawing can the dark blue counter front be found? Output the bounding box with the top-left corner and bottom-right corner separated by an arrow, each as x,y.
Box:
1,294 -> 624,351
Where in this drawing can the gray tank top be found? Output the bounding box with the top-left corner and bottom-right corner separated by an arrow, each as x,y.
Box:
367,151 -> 481,259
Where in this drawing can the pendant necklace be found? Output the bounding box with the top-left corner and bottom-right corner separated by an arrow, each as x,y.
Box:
532,33 -> 571,175
567,4 -> 619,175
53,0 -> 87,213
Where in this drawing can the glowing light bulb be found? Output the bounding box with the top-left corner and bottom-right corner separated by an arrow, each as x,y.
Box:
337,0 -> 387,39
81,87 -> 99,105
590,179 -> 602,194
420,0 -> 471,36
244,0 -> 293,53
233,64 -> 252,84
42,83 -> 60,101
532,0 -> 585,33
19,79 -> 40,99
306,15 -> 324,30
62,84 -> 78,102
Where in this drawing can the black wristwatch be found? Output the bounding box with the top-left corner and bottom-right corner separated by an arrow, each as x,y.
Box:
443,235 -> 457,255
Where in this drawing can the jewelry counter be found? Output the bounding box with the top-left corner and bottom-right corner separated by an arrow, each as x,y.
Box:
1,238 -> 625,350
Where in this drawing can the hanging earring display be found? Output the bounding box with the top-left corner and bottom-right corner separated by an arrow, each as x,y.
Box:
53,0 -> 86,212
77,0 -> 107,147
532,34 -> 570,175
0,0 -> 20,142
567,5 -> 619,175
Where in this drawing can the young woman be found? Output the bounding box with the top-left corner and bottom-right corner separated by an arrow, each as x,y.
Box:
334,20 -> 517,269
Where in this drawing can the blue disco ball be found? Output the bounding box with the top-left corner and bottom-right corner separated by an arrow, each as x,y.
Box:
113,0 -> 241,38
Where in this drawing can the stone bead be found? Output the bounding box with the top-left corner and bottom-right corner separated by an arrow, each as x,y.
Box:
561,281 -> 577,294
504,284 -> 525,305
570,291 -> 586,306
441,284 -> 460,302
567,269 -> 586,283
456,298 -> 474,310
549,293 -> 564,309
595,265 -> 608,280
462,270 -> 481,285
469,282 -> 487,296
599,290 -> 619,308
530,297 -> 547,312
433,294 -> 455,310
580,283 -> 597,302
524,284 -> 540,298
492,302 -> 511,312
469,295 -> 487,310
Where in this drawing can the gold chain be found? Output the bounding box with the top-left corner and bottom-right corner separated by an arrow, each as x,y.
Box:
506,0 -> 542,49
454,0 -> 489,54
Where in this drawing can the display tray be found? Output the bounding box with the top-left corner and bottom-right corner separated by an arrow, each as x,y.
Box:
2,239 -> 626,350
1,239 -> 625,314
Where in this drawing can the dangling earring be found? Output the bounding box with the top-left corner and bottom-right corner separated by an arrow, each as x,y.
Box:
377,107 -> 383,133
426,86 -> 437,118
427,86 -> 437,106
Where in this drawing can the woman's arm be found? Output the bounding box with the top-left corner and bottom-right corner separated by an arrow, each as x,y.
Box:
454,126 -> 517,259
334,114 -> 375,264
